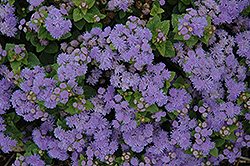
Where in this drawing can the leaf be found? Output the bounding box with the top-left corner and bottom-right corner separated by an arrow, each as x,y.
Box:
171,14 -> 183,29
184,149 -> 192,155
156,42 -> 166,56
84,86 -> 96,99
224,132 -> 236,141
38,26 -> 49,39
146,104 -> 159,113
73,8 -> 84,22
60,32 -> 72,40
9,0 -> 15,5
229,125 -> 239,132
26,31 -> 33,41
10,61 -> 21,71
214,139 -> 225,147
168,0 -> 178,5
150,4 -> 159,16
146,15 -> 161,31
134,90 -> 142,99
237,98 -> 243,105
156,20 -> 170,35
186,36 -> 198,47
36,44 -> 46,52
27,52 -> 40,68
72,0 -> 82,6
92,22 -> 102,29
45,42 -> 58,54
174,76 -> 185,84
84,100 -> 94,110
86,0 -> 95,9
209,147 -> 218,157
5,43 -> 15,52
65,105 -> 78,115
181,0 -> 190,5
157,8 -> 165,14
83,6 -> 103,23
178,2 -> 187,12
119,10 -> 126,19
165,40 -> 175,57
168,112 -> 176,120
73,19 -> 86,30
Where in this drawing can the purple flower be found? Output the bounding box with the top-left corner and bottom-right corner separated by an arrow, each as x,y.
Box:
183,34 -> 190,40
44,8 -> 72,39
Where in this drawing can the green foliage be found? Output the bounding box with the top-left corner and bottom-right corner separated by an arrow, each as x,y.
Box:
27,52 -> 40,68
209,147 -> 218,157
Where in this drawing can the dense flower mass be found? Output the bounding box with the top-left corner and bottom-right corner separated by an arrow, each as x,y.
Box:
0,0 -> 250,166
0,3 -> 18,37
44,8 -> 72,39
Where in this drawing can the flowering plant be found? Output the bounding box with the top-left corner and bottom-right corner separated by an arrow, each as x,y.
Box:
1,0 -> 250,166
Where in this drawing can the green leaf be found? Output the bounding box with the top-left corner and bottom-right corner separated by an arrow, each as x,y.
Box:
184,149 -> 192,155
174,76 -> 185,84
224,132 -> 236,141
84,100 -> 94,110
214,139 -> 225,147
146,104 -> 159,113
36,44 -> 46,52
27,53 -> 40,68
206,16 -> 211,26
65,105 -> 78,115
119,10 -> 126,19
165,40 -> 175,57
168,0 -> 178,5
9,0 -> 15,5
45,42 -> 58,54
73,19 -> 86,30
155,42 -> 166,56
178,2 -> 186,12
237,98 -> 243,105
229,125 -> 239,132
86,0 -> 95,9
156,20 -> 170,35
171,14 -> 183,29
92,22 -> 102,29
168,112 -> 176,120
10,61 -> 21,71
82,6 -> 103,23
56,119 -> 63,126
84,86 -> 96,99
26,31 -> 33,41
174,33 -> 184,40
38,26 -> 49,39
73,8 -> 84,22
157,8 -> 165,14
72,0 -> 82,6
146,15 -> 161,31
60,32 -> 72,40
150,4 -> 159,16
186,36 -> 198,47
209,147 -> 218,157
181,0 -> 190,5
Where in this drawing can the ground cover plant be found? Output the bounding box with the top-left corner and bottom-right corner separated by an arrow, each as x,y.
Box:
1,0 -> 250,165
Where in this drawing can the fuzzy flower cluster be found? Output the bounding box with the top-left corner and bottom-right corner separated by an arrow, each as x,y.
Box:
194,0 -> 250,25
26,0 -> 45,11
44,8 -> 72,39
10,66 -> 56,121
235,31 -> 250,67
108,0 -> 134,11
177,8 -> 210,40
0,3 -> 18,37
173,29 -> 246,103
1,0 -> 250,165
